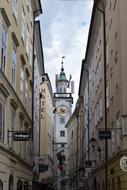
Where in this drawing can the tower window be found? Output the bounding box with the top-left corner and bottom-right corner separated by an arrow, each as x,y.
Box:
60,88 -> 62,93
61,144 -> 65,148
60,118 -> 65,124
60,131 -> 65,137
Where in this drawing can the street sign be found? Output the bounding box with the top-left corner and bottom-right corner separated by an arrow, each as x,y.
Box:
85,160 -> 92,168
13,132 -> 30,141
39,164 -> 48,173
98,130 -> 111,140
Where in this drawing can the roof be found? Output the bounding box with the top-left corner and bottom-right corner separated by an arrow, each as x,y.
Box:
58,61 -> 68,81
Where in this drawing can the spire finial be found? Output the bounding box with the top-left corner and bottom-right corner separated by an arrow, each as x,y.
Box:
61,56 -> 65,72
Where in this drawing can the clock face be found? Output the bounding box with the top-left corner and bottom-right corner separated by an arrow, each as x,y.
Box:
57,105 -> 69,117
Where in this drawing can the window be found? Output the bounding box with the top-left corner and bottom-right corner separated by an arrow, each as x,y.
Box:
114,51 -> 118,88
29,40 -> 33,66
1,23 -> 7,73
26,27 -> 30,57
99,98 -> 103,118
21,9 -> 26,42
60,131 -> 65,137
106,82 -> 109,108
117,176 -> 121,190
25,78 -> 28,105
112,178 -> 115,190
111,121 -> 116,154
60,117 -> 65,124
12,40 -> 17,87
0,95 -> 5,142
71,131 -> 73,139
20,66 -> 24,92
96,64 -> 99,88
26,0 -> 30,12
116,113 -> 121,150
9,175 -> 14,190
10,107 -> 16,148
13,0 -> 19,19
61,144 -> 65,148
106,42 -> 109,65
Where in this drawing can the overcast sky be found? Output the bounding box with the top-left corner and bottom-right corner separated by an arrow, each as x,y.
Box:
39,0 -> 93,106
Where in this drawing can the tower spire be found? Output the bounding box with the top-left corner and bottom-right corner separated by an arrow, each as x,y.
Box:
61,56 -> 65,72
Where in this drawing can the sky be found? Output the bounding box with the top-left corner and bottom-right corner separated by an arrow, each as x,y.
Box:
39,0 -> 93,106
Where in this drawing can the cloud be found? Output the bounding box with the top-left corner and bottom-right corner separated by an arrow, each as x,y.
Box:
39,0 -> 93,106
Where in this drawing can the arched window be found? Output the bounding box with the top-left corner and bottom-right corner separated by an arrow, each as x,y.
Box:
0,179 -> 3,190
9,175 -> 14,190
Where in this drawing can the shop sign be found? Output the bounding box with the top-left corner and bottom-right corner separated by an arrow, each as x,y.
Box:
99,130 -> 111,140
13,132 -> 30,141
39,164 -> 48,173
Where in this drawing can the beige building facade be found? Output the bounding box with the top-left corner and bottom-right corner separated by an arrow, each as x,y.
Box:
82,0 -> 127,189
66,97 -> 85,190
39,73 -> 54,187
0,0 -> 41,189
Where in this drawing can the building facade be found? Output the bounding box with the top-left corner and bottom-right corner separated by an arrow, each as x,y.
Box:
39,73 -> 54,188
0,0 -> 41,189
81,0 -> 127,189
33,20 -> 44,182
66,97 -> 84,190
54,61 -> 73,190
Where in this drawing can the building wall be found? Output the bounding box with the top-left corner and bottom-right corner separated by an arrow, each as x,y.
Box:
0,0 -> 41,189
66,114 -> 77,190
33,21 -> 44,182
39,74 -> 54,185
82,0 -> 127,189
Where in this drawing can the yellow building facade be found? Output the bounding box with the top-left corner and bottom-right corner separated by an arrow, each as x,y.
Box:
39,74 -> 54,187
0,0 -> 41,189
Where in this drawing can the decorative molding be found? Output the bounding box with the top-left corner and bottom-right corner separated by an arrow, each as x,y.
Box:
10,98 -> 18,110
24,120 -> 29,127
0,83 -> 10,97
19,112 -> 25,121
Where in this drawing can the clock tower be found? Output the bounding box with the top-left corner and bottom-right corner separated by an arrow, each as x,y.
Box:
54,58 -> 73,190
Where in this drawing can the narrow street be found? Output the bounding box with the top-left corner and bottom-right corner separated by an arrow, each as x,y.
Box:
0,0 -> 127,190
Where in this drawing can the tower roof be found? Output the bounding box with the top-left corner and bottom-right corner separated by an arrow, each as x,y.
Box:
58,59 -> 67,81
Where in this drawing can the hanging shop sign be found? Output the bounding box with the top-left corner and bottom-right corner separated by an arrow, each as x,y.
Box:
39,164 -> 48,173
13,131 -> 30,141
98,130 -> 111,140
85,160 -> 92,168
